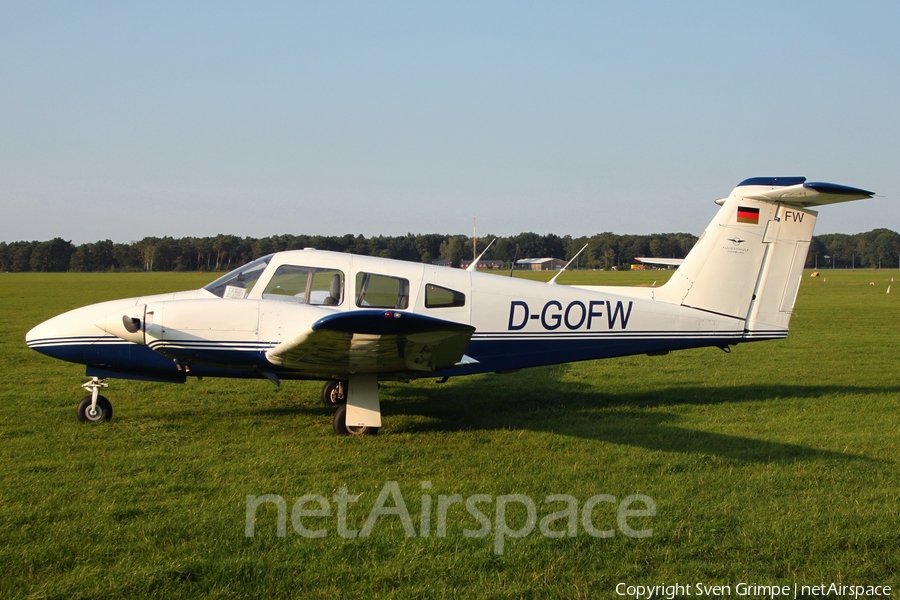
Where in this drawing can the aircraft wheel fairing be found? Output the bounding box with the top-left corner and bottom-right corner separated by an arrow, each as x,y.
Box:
321,380 -> 347,407
333,404 -> 378,436
76,395 -> 112,423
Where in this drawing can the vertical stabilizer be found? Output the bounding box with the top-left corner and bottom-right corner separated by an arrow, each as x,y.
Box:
655,177 -> 873,338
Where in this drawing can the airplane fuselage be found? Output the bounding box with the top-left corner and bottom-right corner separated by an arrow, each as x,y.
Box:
27,248 -> 751,385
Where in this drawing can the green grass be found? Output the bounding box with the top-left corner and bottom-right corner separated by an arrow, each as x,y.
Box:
1,270 -> 899,598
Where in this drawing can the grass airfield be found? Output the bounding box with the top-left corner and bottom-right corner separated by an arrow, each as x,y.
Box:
1,269 -> 898,598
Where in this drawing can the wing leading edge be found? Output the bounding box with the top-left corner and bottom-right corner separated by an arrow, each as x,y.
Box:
265,310 -> 476,377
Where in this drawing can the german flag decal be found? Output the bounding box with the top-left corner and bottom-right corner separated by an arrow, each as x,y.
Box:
736,206 -> 760,224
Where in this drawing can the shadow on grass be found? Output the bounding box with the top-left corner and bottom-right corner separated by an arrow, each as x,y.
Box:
252,366 -> 891,463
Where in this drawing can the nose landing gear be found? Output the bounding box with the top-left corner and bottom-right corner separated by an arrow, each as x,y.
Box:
77,377 -> 112,423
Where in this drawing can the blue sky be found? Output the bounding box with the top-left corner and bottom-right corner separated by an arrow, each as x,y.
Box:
1,1 -> 898,244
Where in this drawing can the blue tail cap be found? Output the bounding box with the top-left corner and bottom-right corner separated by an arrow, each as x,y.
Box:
738,177 -> 806,187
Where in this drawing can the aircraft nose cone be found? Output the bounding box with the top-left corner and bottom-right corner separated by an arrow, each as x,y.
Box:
26,312 -> 71,346
25,322 -> 45,345
25,297 -> 141,364
25,313 -> 89,362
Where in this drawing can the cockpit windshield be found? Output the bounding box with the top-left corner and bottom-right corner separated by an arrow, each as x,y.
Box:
204,254 -> 273,299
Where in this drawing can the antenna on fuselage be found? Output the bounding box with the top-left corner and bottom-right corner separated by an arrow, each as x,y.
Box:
509,245 -> 519,277
548,243 -> 589,285
466,238 -> 495,272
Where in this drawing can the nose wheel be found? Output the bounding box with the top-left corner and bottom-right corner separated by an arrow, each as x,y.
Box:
77,377 -> 112,423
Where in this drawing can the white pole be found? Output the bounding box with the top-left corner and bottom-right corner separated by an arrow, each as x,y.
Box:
473,217 -> 477,262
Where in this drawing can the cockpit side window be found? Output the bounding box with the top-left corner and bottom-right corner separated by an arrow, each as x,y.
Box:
204,255 -> 273,299
262,265 -> 344,305
355,272 -> 409,309
425,284 -> 466,308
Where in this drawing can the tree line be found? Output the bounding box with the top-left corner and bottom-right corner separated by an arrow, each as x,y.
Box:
2,229 -> 899,273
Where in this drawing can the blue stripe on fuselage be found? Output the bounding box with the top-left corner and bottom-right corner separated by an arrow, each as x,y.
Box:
31,331 -> 776,382
439,334 -> 745,376
28,337 -> 271,381
147,340 -> 274,368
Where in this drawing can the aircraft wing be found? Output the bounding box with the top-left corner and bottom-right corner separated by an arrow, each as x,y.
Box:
634,257 -> 684,266
265,310 -> 476,376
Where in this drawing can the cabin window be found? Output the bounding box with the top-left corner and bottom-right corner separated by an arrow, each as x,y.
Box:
425,284 -> 466,308
355,272 -> 409,309
204,254 -> 273,299
262,265 -> 344,305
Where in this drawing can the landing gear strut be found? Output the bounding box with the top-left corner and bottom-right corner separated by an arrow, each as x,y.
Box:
331,374 -> 381,436
77,377 -> 112,423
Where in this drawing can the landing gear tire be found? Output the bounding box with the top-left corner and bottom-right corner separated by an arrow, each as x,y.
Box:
76,395 -> 112,423
332,404 -> 378,436
322,380 -> 347,407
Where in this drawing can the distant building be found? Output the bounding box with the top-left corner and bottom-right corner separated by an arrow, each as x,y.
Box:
515,258 -> 567,271
459,259 -> 505,270
432,258 -> 452,267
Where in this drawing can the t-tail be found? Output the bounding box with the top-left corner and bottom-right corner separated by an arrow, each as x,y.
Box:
655,177 -> 874,340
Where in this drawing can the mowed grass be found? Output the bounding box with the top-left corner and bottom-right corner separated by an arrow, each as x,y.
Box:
1,270 -> 899,598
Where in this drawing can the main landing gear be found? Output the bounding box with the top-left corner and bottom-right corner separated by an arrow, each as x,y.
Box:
333,404 -> 378,436
323,375 -> 381,436
321,379 -> 347,407
77,377 -> 112,423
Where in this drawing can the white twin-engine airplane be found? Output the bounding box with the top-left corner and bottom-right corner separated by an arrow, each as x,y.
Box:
27,177 -> 874,435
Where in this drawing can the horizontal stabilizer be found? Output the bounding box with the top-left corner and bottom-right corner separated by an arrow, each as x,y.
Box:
635,257 -> 684,267
717,177 -> 874,208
